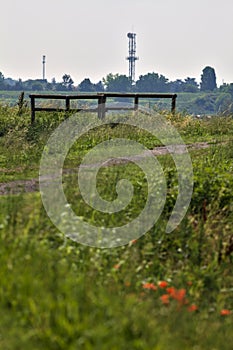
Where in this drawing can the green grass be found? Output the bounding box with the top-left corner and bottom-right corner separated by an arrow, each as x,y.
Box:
0,90 -> 230,114
0,104 -> 233,182
0,106 -> 233,349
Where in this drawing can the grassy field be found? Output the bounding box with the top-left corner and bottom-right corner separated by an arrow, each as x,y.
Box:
0,105 -> 233,349
0,90 -> 227,115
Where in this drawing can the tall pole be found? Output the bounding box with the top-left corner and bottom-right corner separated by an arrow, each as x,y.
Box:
42,55 -> 46,80
126,33 -> 139,83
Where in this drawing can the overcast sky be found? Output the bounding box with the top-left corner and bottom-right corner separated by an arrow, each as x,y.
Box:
1,0 -> 233,86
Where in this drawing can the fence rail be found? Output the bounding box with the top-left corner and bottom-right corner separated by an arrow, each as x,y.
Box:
29,93 -> 177,123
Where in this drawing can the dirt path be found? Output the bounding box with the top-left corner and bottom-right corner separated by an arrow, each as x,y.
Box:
0,142 -> 211,196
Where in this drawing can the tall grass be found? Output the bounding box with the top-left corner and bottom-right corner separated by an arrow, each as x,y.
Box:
0,106 -> 233,349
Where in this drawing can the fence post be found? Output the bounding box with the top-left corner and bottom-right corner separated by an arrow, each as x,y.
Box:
102,95 -> 106,118
171,94 -> 177,114
98,94 -> 106,119
30,96 -> 35,123
98,96 -> 102,118
134,96 -> 139,111
65,96 -> 70,112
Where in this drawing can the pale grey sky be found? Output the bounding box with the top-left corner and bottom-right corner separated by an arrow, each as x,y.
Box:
1,0 -> 233,86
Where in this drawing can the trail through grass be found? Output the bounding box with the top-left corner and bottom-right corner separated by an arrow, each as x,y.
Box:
0,106 -> 233,349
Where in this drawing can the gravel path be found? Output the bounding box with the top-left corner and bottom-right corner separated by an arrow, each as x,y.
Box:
0,142 -> 211,196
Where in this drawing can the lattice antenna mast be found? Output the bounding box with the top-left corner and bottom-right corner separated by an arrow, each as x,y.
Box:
126,33 -> 139,83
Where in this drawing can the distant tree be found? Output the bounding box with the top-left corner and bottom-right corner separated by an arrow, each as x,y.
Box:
0,72 -> 5,89
4,78 -> 16,90
169,79 -> 185,93
136,72 -> 169,92
183,77 -> 199,92
53,82 -> 63,91
78,78 -> 95,92
200,66 -> 217,92
21,79 -> 34,91
219,83 -> 233,97
21,79 -> 47,91
103,73 -> 132,92
62,74 -> 74,90
50,77 -> 57,91
31,82 -> 44,91
94,80 -> 105,92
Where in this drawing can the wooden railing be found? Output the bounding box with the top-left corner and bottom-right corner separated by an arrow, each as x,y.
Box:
29,93 -> 177,123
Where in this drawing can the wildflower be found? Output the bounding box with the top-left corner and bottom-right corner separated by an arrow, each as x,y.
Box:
160,294 -> 170,305
188,304 -> 198,312
167,288 -> 187,305
220,309 -> 231,316
176,288 -> 186,300
158,281 -> 168,288
113,264 -> 120,270
142,282 -> 157,291
172,288 -> 186,302
166,287 -> 176,295
131,239 -> 137,244
187,281 -> 193,286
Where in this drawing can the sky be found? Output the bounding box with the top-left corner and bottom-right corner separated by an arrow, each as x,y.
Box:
1,0 -> 233,86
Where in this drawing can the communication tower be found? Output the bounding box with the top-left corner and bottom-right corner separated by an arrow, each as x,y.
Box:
126,33 -> 139,83
42,55 -> 46,80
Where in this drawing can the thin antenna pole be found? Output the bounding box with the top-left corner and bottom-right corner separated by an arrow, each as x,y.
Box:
42,55 -> 46,80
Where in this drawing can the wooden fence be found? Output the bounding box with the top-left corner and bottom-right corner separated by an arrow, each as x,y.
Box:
29,93 -> 177,123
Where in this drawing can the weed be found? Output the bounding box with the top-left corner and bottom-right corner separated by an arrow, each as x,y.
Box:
0,107 -> 233,349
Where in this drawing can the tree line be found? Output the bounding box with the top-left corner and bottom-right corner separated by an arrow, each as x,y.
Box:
0,66 -> 232,94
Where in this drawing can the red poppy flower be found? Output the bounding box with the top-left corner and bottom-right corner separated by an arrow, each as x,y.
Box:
188,304 -> 198,312
220,309 -> 231,316
160,294 -> 170,305
142,282 -> 157,291
173,288 -> 186,301
158,281 -> 168,288
166,287 -> 176,295
167,288 -> 187,305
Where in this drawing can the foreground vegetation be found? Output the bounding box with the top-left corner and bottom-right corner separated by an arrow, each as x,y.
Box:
0,105 -> 233,349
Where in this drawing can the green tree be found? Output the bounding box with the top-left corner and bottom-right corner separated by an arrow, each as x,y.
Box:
103,73 -> 132,92
183,77 -> 199,92
219,83 -> 233,97
169,79 -> 185,93
62,74 -> 74,90
78,78 -> 95,92
0,72 -> 5,89
50,78 -> 57,91
31,82 -> 44,91
200,66 -> 217,92
94,81 -> 104,92
15,78 -> 24,90
136,72 -> 169,92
